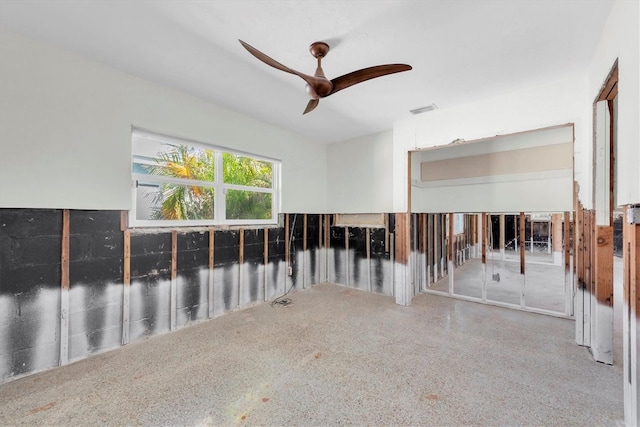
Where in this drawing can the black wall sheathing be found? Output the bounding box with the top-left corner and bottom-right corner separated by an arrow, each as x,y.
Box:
213,230 -> 240,311
130,233 -> 172,339
267,228 -> 285,299
369,228 -> 389,293
0,209 -> 62,378
69,210 -> 123,360
330,226 -> 346,284
428,214 -> 434,272
288,214 -> 304,290
176,232 -> 209,326
243,229 -> 264,304
305,215 -> 320,285
348,227 -> 368,290
2,208 -> 398,383
613,215 -> 623,257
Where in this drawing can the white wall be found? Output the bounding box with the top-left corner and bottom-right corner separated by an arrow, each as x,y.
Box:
0,30 -> 327,213
395,0 -> 639,212
587,0 -> 639,206
393,75 -> 589,212
326,130 -> 394,213
411,126 -> 574,213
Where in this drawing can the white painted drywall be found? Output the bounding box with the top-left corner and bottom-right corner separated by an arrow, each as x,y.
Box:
411,126 -> 574,213
393,75 -> 589,213
587,0 -> 639,206
0,30 -> 327,213
326,130 -> 393,213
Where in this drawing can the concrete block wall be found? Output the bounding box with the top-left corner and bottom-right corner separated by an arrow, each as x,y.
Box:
327,217 -> 395,297
68,210 -> 123,361
0,208 -> 333,383
0,209 -> 62,378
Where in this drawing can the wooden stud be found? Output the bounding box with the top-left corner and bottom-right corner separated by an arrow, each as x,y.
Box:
433,213 -> 439,281
595,225 -> 614,306
470,215 -> 474,254
564,212 -> 571,272
621,207 -> 639,422
239,228 -> 244,308
564,211 -> 572,316
519,213 -> 525,274
124,230 -> 131,287
264,227 -> 268,301
481,213 -> 487,265
285,214 -> 290,268
481,213 -> 487,301
170,230 -> 177,330
120,210 -> 128,232
440,214 -> 445,274
448,213 -> 454,294
208,228 -> 214,316
519,212 -> 526,308
345,226 -> 350,287
393,212 -> 412,305
325,214 -> 330,282
366,227 -> 372,292
303,214 -> 307,289
60,209 -> 70,365
419,213 -> 429,290
61,209 -> 70,290
427,214 -> 432,284
122,229 -> 131,345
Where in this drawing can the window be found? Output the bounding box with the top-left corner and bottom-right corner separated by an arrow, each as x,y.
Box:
131,129 -> 279,227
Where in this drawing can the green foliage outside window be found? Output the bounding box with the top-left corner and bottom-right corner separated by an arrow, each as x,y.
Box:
144,144 -> 273,221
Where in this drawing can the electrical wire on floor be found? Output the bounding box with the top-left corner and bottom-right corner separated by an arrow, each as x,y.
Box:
271,213 -> 297,308
271,273 -> 295,307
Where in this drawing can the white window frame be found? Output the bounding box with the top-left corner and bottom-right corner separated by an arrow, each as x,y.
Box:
130,128 -> 280,228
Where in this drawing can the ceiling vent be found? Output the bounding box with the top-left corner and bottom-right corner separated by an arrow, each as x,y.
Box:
410,103 -> 437,115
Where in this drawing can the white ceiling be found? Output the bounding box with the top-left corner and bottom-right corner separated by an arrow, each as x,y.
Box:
0,0 -> 613,144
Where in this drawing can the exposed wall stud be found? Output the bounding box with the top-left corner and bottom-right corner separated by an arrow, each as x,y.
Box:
345,226 -> 350,287
623,205 -> 639,425
325,214 -> 330,283
122,229 -> 131,345
433,213 -> 439,282
239,228 -> 244,308
264,227 -> 268,301
285,214 -> 290,273
170,230 -> 177,330
564,212 -> 572,316
319,214 -> 323,284
366,227 -> 372,292
209,228 -> 215,316
60,209 -> 70,365
448,212 -> 454,295
303,214 -> 307,289
519,213 -> 526,308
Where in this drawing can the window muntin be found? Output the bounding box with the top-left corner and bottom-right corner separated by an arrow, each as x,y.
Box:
131,129 -> 279,227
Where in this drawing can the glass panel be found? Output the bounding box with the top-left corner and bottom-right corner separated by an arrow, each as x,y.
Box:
223,153 -> 273,188
144,144 -> 215,183
225,190 -> 272,220
524,213 -> 566,313
136,180 -> 214,221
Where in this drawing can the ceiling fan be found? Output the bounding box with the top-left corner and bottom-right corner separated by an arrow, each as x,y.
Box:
239,39 -> 412,114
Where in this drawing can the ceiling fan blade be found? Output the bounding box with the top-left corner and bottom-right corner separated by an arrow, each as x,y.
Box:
239,39 -> 322,89
303,99 -> 319,115
239,39 -> 298,75
329,64 -> 412,95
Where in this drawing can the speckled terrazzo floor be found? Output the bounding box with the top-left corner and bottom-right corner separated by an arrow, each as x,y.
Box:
0,283 -> 623,426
